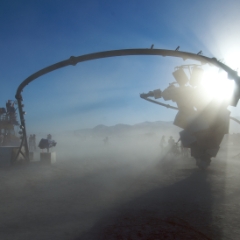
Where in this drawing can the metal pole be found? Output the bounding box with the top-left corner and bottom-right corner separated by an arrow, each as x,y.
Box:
15,94 -> 29,162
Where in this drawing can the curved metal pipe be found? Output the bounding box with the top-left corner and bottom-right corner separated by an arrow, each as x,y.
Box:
230,116 -> 240,124
140,96 -> 178,110
16,48 -> 240,99
141,97 -> 240,125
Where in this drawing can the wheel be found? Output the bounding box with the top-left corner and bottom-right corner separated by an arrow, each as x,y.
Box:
196,157 -> 211,170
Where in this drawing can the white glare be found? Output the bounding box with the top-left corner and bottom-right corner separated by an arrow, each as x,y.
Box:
201,69 -> 235,102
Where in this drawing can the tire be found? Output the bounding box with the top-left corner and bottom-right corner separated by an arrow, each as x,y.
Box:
196,157 -> 211,170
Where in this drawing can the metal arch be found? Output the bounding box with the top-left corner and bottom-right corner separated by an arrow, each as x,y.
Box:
15,48 -> 240,162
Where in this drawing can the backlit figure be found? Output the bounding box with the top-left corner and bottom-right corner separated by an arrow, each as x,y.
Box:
140,65 -> 233,169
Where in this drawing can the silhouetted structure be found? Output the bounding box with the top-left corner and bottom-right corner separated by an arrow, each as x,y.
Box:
38,134 -> 57,152
141,64 -> 239,169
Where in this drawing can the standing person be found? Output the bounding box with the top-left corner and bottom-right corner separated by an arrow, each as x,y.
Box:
6,100 -> 11,113
47,133 -> 52,143
0,133 -> 4,146
160,135 -> 166,152
168,136 -> 174,148
46,134 -> 55,152
29,135 -> 33,151
168,136 -> 176,155
32,134 -> 36,151
103,136 -> 108,145
178,139 -> 183,157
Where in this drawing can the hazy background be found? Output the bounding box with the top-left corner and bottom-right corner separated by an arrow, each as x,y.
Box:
1,0 -> 240,136
2,3 -> 240,239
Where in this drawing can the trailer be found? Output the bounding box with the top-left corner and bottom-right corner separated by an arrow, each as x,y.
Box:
0,100 -> 20,166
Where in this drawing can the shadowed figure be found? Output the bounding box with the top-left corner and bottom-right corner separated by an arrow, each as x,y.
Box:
140,65 -> 232,170
160,135 -> 166,153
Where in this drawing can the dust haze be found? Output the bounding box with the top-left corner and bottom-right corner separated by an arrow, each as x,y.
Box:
56,121 -> 180,163
1,121 -> 240,239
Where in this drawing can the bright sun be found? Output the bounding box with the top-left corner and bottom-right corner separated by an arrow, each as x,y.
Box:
200,68 -> 236,102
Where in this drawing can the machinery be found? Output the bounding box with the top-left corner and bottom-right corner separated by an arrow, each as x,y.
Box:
140,64 -> 240,169
0,100 -> 20,147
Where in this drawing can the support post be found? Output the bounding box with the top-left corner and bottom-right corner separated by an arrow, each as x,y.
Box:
15,94 -> 29,162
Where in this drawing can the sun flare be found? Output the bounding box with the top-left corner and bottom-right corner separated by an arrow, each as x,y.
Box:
200,68 -> 235,102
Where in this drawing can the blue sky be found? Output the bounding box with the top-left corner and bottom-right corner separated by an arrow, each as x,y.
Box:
1,0 -> 240,133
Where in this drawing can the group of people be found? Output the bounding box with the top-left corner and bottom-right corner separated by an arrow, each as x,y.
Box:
160,135 -> 189,157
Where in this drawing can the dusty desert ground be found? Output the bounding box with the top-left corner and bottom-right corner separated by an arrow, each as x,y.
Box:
1,136 -> 240,240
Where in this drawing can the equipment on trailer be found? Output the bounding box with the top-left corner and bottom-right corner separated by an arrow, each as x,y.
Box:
0,100 -> 21,166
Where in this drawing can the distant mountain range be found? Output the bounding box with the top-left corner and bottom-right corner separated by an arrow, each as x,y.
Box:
74,121 -> 181,138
